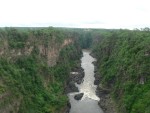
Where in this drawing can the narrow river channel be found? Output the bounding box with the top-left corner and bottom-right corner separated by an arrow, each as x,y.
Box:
68,50 -> 104,113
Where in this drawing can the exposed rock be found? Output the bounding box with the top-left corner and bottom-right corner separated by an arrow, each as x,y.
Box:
92,58 -> 117,113
70,66 -> 84,84
76,79 -> 83,84
74,93 -> 84,100
98,95 -> 117,113
64,101 -> 71,113
139,76 -> 145,85
95,83 -> 117,113
96,85 -> 110,97
65,62 -> 85,93
94,72 -> 101,85
90,52 -> 96,58
94,79 -> 100,85
92,61 -> 97,66
65,81 -> 79,93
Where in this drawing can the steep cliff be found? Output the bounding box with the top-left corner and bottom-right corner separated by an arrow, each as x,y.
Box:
0,28 -> 73,66
0,27 -> 81,113
92,29 -> 150,113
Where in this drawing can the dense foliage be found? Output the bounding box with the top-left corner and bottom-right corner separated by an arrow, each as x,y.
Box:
1,27 -> 150,113
78,31 -> 93,49
0,27 -> 82,113
92,29 -> 150,113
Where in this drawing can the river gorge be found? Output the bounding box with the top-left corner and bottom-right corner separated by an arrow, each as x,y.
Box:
68,50 -> 104,113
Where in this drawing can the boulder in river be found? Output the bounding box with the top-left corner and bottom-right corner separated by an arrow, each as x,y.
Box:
74,93 -> 84,100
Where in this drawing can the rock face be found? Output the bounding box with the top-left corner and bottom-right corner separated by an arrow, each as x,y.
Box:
74,93 -> 84,100
39,38 -> 73,67
92,59 -> 117,113
96,85 -> 110,97
94,75 -> 100,85
65,81 -> 79,93
64,61 -> 85,113
98,94 -> 117,113
63,101 -> 71,113
65,61 -> 85,93
0,37 -> 73,67
69,67 -> 84,84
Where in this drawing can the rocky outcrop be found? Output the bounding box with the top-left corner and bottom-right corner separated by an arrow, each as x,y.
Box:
69,67 -> 84,84
65,61 -> 84,94
41,38 -> 73,66
0,37 -> 73,67
96,83 -> 117,113
38,38 -> 73,66
62,101 -> 71,113
98,94 -> 117,113
92,61 -> 101,86
74,93 -> 84,100
96,85 -> 110,97
0,92 -> 22,113
65,81 -> 79,93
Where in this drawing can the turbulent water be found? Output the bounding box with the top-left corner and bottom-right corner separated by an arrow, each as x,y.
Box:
68,50 -> 103,113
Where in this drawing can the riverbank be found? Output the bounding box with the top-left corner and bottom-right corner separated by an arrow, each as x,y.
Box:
64,60 -> 85,113
65,60 -> 84,94
92,57 -> 117,113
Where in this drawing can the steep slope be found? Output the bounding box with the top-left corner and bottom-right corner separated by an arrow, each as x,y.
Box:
0,27 -> 82,113
92,29 -> 150,113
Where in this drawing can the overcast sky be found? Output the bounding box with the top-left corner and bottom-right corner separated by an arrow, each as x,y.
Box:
0,0 -> 150,29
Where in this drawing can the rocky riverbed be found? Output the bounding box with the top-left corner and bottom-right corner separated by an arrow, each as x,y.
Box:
67,50 -> 103,113
65,61 -> 84,93
64,61 -> 85,113
65,50 -> 118,113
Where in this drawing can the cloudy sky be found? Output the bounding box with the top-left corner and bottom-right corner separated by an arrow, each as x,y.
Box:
0,0 -> 150,29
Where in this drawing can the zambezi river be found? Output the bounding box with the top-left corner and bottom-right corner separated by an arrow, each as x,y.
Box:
68,50 -> 104,113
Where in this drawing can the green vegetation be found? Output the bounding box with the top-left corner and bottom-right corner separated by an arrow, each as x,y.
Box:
92,29 -> 150,113
0,27 -> 149,113
78,31 -> 93,49
0,27 -> 82,113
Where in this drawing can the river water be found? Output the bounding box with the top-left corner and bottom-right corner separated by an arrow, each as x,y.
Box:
68,50 -> 104,113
